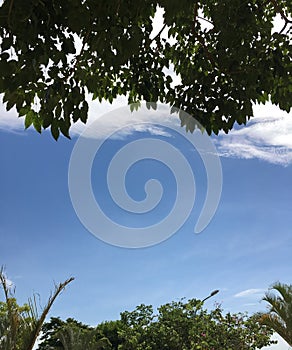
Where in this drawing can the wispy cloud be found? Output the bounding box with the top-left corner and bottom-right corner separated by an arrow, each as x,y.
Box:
1,94 -> 292,166
0,96 -> 175,140
73,101 -> 292,166
70,99 -> 179,140
215,103 -> 292,166
0,103 -> 24,132
0,274 -> 14,289
5,278 -> 13,288
234,288 -> 265,298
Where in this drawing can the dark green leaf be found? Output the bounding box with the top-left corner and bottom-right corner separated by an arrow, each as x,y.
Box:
51,120 -> 60,140
25,110 -> 34,129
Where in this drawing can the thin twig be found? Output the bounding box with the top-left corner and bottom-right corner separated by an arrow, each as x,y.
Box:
67,29 -> 91,79
0,267 -> 10,304
197,16 -> 213,26
279,21 -> 289,34
8,0 -> 14,28
192,3 -> 217,67
269,0 -> 292,23
151,23 -> 167,43
116,0 -> 121,16
192,2 -> 198,33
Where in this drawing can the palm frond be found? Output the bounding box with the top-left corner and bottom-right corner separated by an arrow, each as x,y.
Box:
23,277 -> 75,350
261,282 -> 292,346
0,266 -> 74,350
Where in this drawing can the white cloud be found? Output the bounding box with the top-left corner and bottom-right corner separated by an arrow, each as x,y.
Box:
234,288 -> 265,298
0,275 -> 14,289
243,303 -> 258,306
215,103 -> 292,166
261,333 -> 291,350
70,100 -> 292,168
5,278 -> 13,289
69,96 -> 128,137
0,103 -> 24,132
0,96 -> 175,140
6,278 -> 14,288
1,97 -> 292,166
70,99 -> 178,140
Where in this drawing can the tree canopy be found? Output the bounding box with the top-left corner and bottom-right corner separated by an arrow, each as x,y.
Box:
0,0 -> 291,139
38,299 -> 275,350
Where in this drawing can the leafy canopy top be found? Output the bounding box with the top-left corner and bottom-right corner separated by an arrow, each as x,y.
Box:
0,0 -> 291,139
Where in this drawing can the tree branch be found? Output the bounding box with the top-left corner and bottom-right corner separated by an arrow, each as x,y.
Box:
67,29 -> 91,80
192,3 -> 217,68
8,0 -> 14,28
279,21 -> 291,34
151,23 -> 167,43
269,0 -> 292,24
116,0 -> 121,16
197,16 -> 213,26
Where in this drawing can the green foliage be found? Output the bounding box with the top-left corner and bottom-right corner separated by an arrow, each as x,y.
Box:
37,317 -> 92,350
95,320 -> 123,350
0,296 -> 32,350
260,282 -> 292,346
117,299 -> 275,350
0,0 -> 291,139
56,324 -> 112,350
0,267 -> 74,350
39,298 -> 275,350
38,317 -> 119,350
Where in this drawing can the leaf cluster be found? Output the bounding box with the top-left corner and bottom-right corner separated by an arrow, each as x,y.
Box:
0,0 -> 291,139
259,282 -> 292,346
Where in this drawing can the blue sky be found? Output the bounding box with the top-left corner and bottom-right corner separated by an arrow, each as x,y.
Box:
0,99 -> 292,349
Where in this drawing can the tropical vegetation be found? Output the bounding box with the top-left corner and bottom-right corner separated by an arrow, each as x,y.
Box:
4,267 -> 292,350
37,300 -> 275,349
0,267 -> 74,350
260,282 -> 292,347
